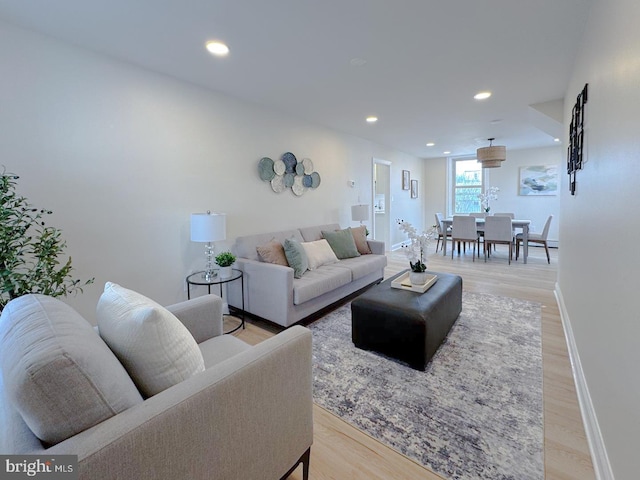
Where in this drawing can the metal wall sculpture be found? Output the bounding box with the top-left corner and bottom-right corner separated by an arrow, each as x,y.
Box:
258,152 -> 321,196
567,83 -> 588,195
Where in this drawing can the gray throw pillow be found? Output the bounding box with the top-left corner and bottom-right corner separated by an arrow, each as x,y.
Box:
322,228 -> 361,259
0,294 -> 143,445
283,237 -> 309,278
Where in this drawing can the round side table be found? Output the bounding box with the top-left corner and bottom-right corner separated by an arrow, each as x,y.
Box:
186,269 -> 245,334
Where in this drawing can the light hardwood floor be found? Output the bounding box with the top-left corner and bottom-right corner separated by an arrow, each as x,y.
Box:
231,242 -> 595,480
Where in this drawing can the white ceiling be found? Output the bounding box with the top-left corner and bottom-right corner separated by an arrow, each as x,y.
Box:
0,0 -> 592,158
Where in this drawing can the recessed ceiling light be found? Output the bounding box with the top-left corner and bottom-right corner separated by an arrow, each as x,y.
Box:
366,116 -> 378,123
426,142 -> 435,147
554,138 -> 561,142
205,41 -> 229,56
350,58 -> 367,67
474,91 -> 492,100
443,151 -> 451,155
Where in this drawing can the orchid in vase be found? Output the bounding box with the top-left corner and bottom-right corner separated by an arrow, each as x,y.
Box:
478,186 -> 499,213
397,220 -> 436,283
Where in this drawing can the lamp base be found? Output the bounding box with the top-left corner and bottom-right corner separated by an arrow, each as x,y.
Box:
202,270 -> 217,282
202,242 -> 217,282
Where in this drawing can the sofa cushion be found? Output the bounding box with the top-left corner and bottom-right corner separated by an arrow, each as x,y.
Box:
301,239 -> 339,270
0,294 -> 143,446
283,237 -> 309,278
292,264 -> 352,305
256,238 -> 289,266
334,254 -> 388,281
97,282 -> 205,397
322,228 -> 361,259
198,335 -> 251,369
350,225 -> 372,255
235,229 -> 303,261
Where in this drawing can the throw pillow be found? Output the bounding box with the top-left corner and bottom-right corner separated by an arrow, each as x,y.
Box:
322,228 -> 361,259
0,294 -> 143,445
350,225 -> 372,254
301,239 -> 339,270
283,237 -> 309,278
97,282 -> 205,397
256,238 -> 289,266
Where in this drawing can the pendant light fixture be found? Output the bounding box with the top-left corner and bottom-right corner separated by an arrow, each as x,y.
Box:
477,138 -> 506,168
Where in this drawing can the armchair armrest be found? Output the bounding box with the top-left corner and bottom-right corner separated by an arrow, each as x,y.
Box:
166,294 -> 223,343
45,326 -> 313,480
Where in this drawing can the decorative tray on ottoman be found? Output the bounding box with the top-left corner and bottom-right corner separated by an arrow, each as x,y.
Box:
391,271 -> 438,293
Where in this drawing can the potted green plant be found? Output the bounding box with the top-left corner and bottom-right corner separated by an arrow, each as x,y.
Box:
214,251 -> 236,279
1,170 -> 94,311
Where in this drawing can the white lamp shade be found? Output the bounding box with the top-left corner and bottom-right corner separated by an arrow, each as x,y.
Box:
351,204 -> 370,222
190,212 -> 226,242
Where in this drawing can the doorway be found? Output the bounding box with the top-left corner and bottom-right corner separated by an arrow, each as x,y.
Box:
372,158 -> 391,249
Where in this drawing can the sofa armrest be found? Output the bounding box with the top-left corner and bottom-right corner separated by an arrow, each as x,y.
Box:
227,258 -> 295,325
45,326 -> 313,480
367,239 -> 385,255
166,294 -> 223,343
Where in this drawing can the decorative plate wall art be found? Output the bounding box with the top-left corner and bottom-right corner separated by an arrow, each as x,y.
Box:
258,152 -> 321,196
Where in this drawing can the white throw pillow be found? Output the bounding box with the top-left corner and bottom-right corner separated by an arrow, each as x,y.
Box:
301,239 -> 339,270
97,282 -> 205,397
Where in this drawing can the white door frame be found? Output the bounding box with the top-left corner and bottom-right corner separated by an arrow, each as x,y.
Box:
371,157 -> 392,246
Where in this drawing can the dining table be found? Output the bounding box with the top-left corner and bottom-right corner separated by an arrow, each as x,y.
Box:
440,217 -> 532,263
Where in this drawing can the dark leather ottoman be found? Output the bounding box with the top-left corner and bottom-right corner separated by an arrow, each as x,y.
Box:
351,270 -> 462,370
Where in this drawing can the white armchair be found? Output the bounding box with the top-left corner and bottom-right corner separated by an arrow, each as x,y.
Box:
0,291 -> 313,480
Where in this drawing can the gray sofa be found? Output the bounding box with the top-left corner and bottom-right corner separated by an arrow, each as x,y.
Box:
0,292 -> 313,480
228,223 -> 387,327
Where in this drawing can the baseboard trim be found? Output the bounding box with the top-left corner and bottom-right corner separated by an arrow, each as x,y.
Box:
554,284 -> 615,480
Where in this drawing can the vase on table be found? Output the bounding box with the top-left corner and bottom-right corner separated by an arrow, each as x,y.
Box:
219,266 -> 233,279
409,271 -> 429,285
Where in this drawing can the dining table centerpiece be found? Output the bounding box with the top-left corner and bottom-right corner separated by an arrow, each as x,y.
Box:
397,219 -> 436,285
478,186 -> 499,213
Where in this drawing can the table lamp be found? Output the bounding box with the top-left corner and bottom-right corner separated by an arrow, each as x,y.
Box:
190,211 -> 226,281
351,204 -> 369,225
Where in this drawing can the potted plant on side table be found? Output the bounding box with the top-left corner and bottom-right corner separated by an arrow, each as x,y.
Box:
214,251 -> 236,279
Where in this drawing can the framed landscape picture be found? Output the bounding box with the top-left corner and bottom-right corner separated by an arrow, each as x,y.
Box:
402,170 -> 410,190
519,165 -> 558,196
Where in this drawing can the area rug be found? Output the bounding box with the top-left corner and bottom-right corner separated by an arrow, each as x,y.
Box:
310,292 -> 543,480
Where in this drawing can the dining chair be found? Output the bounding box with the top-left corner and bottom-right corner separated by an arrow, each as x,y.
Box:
516,215 -> 553,264
492,213 -> 516,248
483,215 -> 513,264
451,215 -> 479,261
434,213 -> 451,252
492,212 -> 515,219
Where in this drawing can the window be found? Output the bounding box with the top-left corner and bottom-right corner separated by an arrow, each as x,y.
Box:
452,158 -> 484,214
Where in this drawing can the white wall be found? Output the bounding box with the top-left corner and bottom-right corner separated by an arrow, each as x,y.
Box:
558,0 -> 640,478
422,147 -> 562,244
0,21 -> 423,321
487,147 -> 562,243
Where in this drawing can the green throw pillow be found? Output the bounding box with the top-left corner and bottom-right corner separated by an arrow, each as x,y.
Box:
322,228 -> 361,259
283,237 -> 309,278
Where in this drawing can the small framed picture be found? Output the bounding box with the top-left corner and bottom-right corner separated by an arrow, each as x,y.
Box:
402,170 -> 410,190
411,179 -> 418,198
